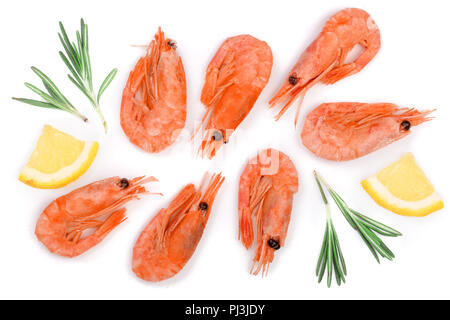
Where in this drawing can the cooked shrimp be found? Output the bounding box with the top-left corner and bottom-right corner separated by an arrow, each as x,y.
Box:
301,102 -> 434,161
238,149 -> 298,276
132,173 -> 224,281
193,35 -> 273,159
270,8 -> 381,125
35,176 -> 156,258
121,27 -> 186,153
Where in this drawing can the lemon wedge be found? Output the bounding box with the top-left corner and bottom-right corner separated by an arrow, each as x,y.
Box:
19,125 -> 99,189
361,153 -> 443,217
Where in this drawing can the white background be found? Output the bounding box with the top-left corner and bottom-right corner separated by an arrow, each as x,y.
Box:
1,0 -> 449,300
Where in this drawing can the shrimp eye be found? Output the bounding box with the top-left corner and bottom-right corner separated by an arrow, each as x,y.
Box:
401,120 -> 411,131
212,130 -> 223,142
119,178 -> 129,189
267,238 -> 280,250
167,40 -> 176,48
288,74 -> 298,85
199,202 -> 209,211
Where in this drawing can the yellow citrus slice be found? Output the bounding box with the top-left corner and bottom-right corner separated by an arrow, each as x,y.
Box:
361,153 -> 443,217
19,125 -> 99,189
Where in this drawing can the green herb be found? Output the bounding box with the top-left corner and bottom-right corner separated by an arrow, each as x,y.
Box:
58,18 -> 117,132
315,171 -> 402,263
12,66 -> 88,122
314,171 -> 347,287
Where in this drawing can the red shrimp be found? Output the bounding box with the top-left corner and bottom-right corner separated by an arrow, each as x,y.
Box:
132,173 -> 224,281
270,8 -> 381,125
35,176 -> 157,257
121,28 -> 186,153
301,102 -> 434,161
238,149 -> 298,276
193,35 -> 273,158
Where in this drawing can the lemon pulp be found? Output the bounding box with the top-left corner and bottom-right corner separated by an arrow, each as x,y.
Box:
19,125 -> 99,189
361,153 -> 443,217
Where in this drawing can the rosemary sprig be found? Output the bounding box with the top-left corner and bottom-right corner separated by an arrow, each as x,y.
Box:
58,18 -> 117,132
315,171 -> 402,263
12,66 -> 88,122
314,172 -> 347,287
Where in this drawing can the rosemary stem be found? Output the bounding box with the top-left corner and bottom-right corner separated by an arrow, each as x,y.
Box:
326,202 -> 332,222
73,109 -> 88,122
94,104 -> 108,133
315,171 -> 332,192
314,170 -> 400,264
85,84 -> 107,132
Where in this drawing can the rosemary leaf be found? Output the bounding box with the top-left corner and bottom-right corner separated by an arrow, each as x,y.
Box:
331,222 -> 347,276
97,68 -> 118,103
329,223 -> 344,282
328,191 -> 357,229
316,172 -> 401,263
75,31 -> 86,79
358,228 -> 381,263
351,209 -> 402,237
59,51 -> 84,87
67,74 -> 96,106
59,18 -> 116,132
24,82 -> 67,109
58,24 -> 80,71
31,67 -> 75,110
356,217 -> 400,238
354,218 -> 392,260
13,68 -> 87,122
42,82 -> 60,100
316,226 -> 328,276
314,172 -> 328,204
314,171 -> 347,287
326,222 -> 333,288
317,239 -> 328,283
12,98 -> 58,110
